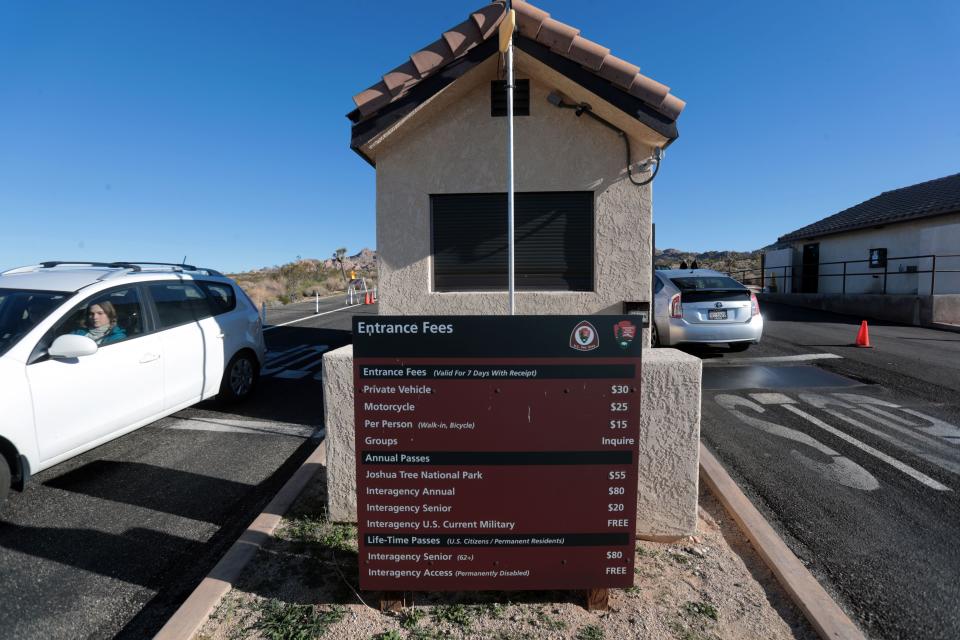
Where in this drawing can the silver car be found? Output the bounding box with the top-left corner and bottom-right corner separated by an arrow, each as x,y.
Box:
652,269 -> 763,351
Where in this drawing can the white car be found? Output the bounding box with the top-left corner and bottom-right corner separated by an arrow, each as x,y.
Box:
0,261 -> 265,505
652,269 -> 763,350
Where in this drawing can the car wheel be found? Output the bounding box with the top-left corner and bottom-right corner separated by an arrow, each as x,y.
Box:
220,351 -> 259,403
0,456 -> 10,506
651,322 -> 662,347
728,342 -> 750,352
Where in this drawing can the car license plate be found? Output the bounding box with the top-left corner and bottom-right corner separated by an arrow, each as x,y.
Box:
708,310 -> 728,320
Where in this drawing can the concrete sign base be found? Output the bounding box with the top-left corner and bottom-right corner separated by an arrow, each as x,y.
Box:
323,345 -> 702,540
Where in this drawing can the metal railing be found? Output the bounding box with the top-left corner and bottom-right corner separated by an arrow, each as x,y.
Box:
729,253 -> 960,296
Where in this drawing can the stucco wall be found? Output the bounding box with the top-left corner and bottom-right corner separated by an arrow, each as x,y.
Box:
323,344 -> 702,539
790,213 -> 960,295
373,65 -> 655,322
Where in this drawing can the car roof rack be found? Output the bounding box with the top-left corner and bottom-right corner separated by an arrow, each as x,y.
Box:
36,261 -> 142,271
1,261 -> 223,278
114,262 -> 224,276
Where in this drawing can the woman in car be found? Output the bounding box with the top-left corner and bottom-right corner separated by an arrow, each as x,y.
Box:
72,301 -> 126,345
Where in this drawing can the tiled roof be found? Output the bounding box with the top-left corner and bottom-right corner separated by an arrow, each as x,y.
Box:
779,172 -> 960,243
351,0 -> 685,124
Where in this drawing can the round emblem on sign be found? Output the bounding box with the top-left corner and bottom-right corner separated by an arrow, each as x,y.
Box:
570,320 -> 599,351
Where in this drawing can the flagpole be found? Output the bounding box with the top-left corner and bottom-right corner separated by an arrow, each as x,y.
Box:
504,3 -> 516,315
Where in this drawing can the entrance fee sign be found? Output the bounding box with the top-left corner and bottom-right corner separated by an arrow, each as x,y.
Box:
353,316 -> 642,591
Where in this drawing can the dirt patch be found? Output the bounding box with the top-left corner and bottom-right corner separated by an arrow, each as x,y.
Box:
197,468 -> 817,640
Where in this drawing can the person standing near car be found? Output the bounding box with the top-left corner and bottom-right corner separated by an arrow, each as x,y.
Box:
72,301 -> 126,345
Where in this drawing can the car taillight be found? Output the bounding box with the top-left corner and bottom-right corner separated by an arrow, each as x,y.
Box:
751,293 -> 760,317
670,293 -> 683,319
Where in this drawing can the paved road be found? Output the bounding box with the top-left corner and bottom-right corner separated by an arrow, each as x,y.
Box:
0,298 -> 375,640
694,302 -> 960,640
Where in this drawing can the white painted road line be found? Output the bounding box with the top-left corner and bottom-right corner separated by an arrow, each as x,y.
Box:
703,353 -> 843,366
834,393 -> 960,446
750,392 -> 795,405
781,404 -> 951,491
261,346 -> 328,376
898,408 -> 960,443
165,416 -> 317,438
810,404 -> 960,478
264,344 -> 309,364
263,303 -> 363,331
716,394 -> 879,491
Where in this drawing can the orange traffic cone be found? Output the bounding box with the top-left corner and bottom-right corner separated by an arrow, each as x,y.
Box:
364,291 -> 372,305
855,320 -> 872,348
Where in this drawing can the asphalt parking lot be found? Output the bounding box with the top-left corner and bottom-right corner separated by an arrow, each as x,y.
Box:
694,302 -> 960,640
0,296 -> 376,640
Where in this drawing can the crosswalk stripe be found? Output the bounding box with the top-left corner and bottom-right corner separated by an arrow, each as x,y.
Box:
264,345 -> 311,367
264,343 -> 308,360
262,345 -> 328,376
165,416 -> 317,438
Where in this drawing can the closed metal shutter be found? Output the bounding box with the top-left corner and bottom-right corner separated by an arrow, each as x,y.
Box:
431,191 -> 594,291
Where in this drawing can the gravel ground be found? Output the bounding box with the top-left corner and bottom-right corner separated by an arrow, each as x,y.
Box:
197,467 -> 818,640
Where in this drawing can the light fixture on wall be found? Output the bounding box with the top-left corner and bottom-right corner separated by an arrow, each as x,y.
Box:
546,91 -> 662,186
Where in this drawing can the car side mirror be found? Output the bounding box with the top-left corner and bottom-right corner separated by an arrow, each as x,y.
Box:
48,334 -> 98,359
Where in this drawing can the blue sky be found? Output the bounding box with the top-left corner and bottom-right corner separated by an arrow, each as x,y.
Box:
1,0 -> 957,273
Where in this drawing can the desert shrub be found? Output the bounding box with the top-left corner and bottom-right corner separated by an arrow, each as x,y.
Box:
231,256 -> 375,307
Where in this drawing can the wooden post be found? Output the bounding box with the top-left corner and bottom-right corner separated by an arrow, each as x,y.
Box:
585,588 -> 609,611
379,592 -> 409,612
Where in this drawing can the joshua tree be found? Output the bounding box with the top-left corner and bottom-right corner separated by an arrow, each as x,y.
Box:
333,247 -> 348,283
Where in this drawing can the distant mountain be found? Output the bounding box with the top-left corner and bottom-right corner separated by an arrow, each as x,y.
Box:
655,248 -> 762,275
321,247 -> 377,273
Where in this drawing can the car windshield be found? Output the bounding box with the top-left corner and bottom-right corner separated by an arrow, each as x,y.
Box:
0,288 -> 69,357
670,276 -> 745,290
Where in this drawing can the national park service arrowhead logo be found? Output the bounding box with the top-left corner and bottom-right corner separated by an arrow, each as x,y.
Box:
613,320 -> 637,349
570,320 -> 599,352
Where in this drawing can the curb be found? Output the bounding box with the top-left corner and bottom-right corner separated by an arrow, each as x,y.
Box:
699,444 -> 866,640
930,322 -> 960,335
154,440 -> 327,640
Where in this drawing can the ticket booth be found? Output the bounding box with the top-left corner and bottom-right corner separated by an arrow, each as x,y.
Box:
327,0 -> 701,542
348,0 -> 684,342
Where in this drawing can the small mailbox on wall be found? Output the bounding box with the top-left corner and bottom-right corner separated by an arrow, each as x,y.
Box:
869,248 -> 887,269
622,301 -> 650,327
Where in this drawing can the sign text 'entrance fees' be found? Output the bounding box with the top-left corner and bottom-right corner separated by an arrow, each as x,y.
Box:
353,316 -> 642,591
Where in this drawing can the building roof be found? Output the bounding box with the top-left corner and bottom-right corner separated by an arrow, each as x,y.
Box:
348,0 -> 685,129
779,172 -> 960,243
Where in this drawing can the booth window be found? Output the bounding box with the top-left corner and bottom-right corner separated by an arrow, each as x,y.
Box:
431,191 -> 594,292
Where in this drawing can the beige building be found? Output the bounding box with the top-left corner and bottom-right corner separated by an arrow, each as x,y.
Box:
762,172 -> 960,325
348,0 -> 685,323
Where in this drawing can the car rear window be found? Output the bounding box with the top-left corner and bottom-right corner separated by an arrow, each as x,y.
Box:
670,276 -> 745,290
200,282 -> 237,315
148,282 -> 212,328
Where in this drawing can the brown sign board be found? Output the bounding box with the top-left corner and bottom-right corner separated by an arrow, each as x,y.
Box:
353,316 -> 642,591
